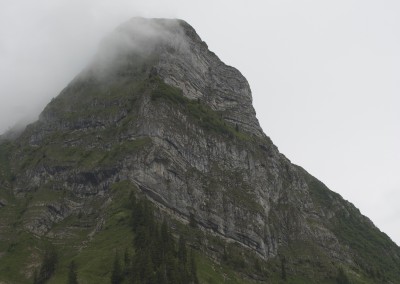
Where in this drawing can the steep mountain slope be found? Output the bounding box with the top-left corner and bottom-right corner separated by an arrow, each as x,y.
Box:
0,18 -> 399,283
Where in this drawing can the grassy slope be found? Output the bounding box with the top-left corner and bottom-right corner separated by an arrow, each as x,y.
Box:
0,179 -> 261,284
301,167 -> 400,283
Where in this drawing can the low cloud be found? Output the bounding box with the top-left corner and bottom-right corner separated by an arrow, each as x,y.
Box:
86,17 -> 189,80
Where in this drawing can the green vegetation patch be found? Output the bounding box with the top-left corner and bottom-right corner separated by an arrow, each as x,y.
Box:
18,137 -> 151,172
150,77 -> 251,140
224,186 -> 263,214
0,231 -> 44,283
48,80 -> 141,115
195,251 -> 259,284
0,141 -> 16,182
331,211 -> 399,282
301,168 -> 400,283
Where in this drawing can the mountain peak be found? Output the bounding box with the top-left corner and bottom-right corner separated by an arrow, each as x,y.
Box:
1,18 -> 399,283
77,17 -> 265,137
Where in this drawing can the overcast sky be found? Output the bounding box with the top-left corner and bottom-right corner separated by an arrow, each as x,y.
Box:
0,0 -> 399,245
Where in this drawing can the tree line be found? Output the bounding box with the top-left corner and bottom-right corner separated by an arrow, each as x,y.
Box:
33,193 -> 198,284
111,194 -> 198,284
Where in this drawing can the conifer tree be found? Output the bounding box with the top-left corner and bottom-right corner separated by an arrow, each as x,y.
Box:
67,261 -> 78,284
190,250 -> 199,284
33,270 -> 38,284
336,267 -> 350,284
281,257 -> 287,281
127,195 -> 199,284
178,236 -> 187,265
34,246 -> 58,284
111,252 -> 123,284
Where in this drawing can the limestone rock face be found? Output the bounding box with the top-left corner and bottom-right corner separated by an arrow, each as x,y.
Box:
1,17 -> 399,281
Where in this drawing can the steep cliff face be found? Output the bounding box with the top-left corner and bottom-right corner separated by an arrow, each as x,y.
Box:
0,18 -> 399,283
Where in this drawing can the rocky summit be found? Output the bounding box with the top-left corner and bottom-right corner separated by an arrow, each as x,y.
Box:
0,18 -> 399,283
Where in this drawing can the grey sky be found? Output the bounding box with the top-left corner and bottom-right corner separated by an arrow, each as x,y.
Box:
0,0 -> 399,245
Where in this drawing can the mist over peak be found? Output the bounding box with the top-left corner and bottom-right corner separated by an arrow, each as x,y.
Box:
52,17 -> 264,137
86,17 -> 192,79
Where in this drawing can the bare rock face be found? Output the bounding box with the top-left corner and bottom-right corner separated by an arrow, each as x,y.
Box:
2,17 -> 400,281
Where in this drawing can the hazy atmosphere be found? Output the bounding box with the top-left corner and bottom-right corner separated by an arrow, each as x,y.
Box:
0,0 -> 399,246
